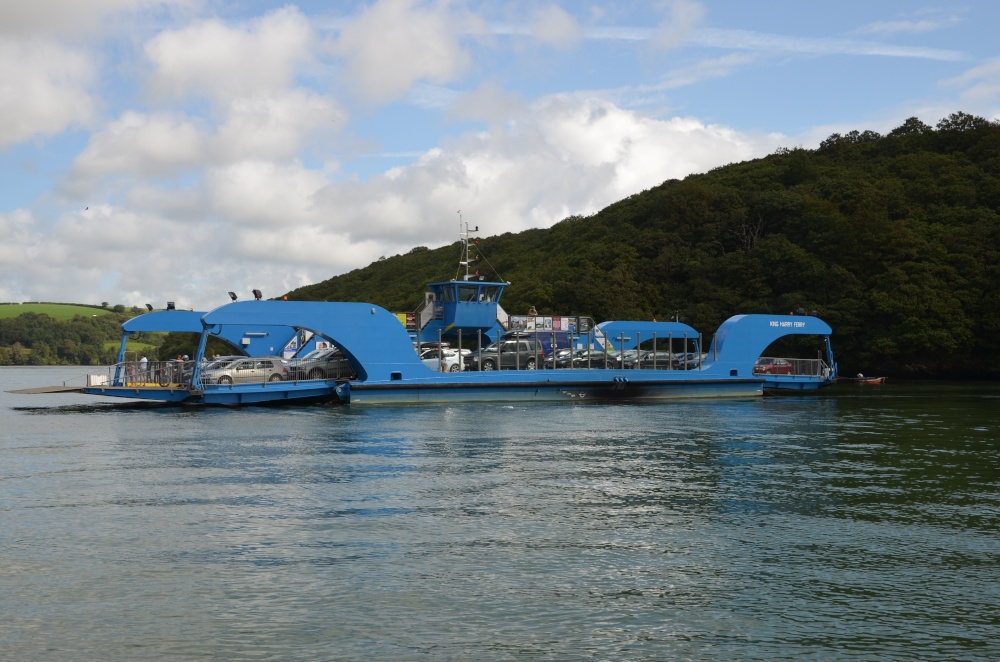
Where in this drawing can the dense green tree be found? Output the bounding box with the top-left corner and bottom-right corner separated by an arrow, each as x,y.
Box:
286,112 -> 1000,378
0,310 -> 133,365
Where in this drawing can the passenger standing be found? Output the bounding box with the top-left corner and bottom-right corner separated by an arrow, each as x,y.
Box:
139,354 -> 148,382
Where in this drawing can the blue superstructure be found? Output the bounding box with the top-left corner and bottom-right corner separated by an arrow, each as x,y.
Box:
51,224 -> 838,405
415,278 -> 509,346
115,309 -> 299,359
74,297 -> 836,405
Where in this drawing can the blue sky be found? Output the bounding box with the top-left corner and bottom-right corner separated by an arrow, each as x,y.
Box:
2,0 -> 998,311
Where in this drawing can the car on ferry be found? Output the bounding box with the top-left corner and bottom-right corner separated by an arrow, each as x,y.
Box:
420,347 -> 462,372
629,350 -> 678,369
541,347 -> 576,369
202,356 -> 289,384
288,347 -> 354,380
753,357 -> 793,374
569,348 -> 618,369
465,338 -> 543,371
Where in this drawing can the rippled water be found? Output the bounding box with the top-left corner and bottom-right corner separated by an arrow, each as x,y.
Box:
2,367 -> 998,660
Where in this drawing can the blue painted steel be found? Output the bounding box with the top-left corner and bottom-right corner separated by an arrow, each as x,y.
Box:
119,309 -> 299,358
80,302 -> 836,406
761,376 -> 827,391
595,320 -> 700,351
418,280 -> 508,344
344,375 -> 763,404
121,310 -> 206,334
81,385 -> 196,402
201,301 -> 424,383
706,314 -> 835,379
195,305 -> 831,405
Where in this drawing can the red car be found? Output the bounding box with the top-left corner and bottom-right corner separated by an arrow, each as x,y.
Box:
754,357 -> 794,374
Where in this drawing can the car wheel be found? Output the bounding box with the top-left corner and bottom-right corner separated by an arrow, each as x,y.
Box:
268,373 -> 283,382
482,360 -> 496,371
308,367 -> 325,380
448,363 -> 460,372
218,375 -> 233,385
526,358 -> 536,370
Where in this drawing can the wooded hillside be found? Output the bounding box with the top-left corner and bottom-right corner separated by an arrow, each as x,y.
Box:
286,112 -> 1000,378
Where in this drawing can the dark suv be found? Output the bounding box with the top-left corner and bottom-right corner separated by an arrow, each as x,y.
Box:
465,338 -> 542,371
289,347 -> 355,380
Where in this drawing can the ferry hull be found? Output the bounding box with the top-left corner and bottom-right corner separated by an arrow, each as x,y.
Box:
83,385 -> 199,403
85,374 -> 763,405
83,381 -> 339,406
342,375 -> 763,404
761,375 -> 831,391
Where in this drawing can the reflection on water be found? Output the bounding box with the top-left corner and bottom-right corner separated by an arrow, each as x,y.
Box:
2,368 -> 998,660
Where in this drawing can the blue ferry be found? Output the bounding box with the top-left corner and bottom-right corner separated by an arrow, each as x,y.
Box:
24,225 -> 837,405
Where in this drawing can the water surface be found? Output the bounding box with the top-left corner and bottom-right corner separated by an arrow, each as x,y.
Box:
2,367 -> 998,660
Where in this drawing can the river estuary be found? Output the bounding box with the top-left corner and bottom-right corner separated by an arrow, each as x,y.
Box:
2,366 -> 998,660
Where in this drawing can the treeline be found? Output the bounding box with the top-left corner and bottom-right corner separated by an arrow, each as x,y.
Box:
0,312 -> 133,365
287,112 -> 1000,378
2,301 -> 123,311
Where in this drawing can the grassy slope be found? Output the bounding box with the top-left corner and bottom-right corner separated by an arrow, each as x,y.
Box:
0,304 -> 115,320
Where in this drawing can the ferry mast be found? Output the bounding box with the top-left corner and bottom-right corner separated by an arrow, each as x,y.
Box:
458,211 -> 479,281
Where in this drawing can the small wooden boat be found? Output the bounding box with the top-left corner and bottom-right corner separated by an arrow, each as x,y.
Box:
855,376 -> 886,384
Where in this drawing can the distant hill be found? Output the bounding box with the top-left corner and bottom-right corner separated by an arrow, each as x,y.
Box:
0,302 -> 119,320
286,112 -> 1000,378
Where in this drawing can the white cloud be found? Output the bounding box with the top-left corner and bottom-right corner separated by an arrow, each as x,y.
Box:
144,6 -> 315,103
447,82 -> 526,122
639,52 -> 763,96
529,4 -> 582,51
68,90 -> 345,191
0,38 -> 96,148
854,17 -> 958,36
0,206 -> 170,306
853,8 -> 961,37
943,56 -> 1000,107
204,160 -> 329,227
0,0 -> 194,36
692,28 -> 966,61
0,210 -> 46,302
331,0 -> 475,103
71,111 -> 205,178
213,91 -> 346,162
652,0 -> 705,51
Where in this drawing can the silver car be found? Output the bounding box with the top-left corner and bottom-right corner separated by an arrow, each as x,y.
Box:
420,347 -> 462,372
202,356 -> 288,384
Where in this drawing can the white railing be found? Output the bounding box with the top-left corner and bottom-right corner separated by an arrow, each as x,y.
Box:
753,357 -> 831,378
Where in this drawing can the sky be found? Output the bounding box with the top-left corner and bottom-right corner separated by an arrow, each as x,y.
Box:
2,0 -> 999,312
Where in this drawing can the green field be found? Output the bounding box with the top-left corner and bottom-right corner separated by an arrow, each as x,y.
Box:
0,303 -> 117,320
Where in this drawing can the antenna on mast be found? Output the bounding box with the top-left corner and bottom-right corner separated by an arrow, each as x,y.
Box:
457,210 -> 478,280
